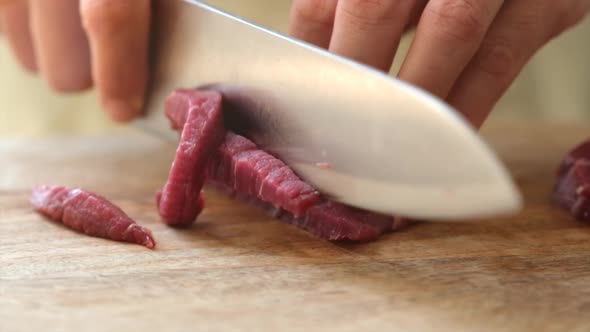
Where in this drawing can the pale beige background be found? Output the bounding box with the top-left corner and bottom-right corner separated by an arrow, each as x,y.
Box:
1,0 -> 589,137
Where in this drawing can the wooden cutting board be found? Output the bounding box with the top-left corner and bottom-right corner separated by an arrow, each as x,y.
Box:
2,117 -> 590,332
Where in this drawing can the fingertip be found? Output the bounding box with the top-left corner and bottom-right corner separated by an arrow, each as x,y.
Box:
29,0 -> 92,94
20,56 -> 38,73
103,97 -> 144,123
0,0 -> 38,73
46,74 -> 92,93
80,0 -> 150,124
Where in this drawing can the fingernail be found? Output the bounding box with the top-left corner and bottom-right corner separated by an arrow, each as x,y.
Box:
104,97 -> 143,122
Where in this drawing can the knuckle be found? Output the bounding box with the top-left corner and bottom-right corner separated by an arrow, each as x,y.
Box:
474,38 -> 517,80
340,0 -> 404,26
291,0 -> 336,26
80,0 -> 137,35
426,0 -> 488,43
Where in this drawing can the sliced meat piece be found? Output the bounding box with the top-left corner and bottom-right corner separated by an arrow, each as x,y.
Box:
165,88 -> 194,131
208,132 -> 258,185
253,155 -> 285,196
158,89 -> 225,227
156,189 -> 205,220
557,139 -> 590,177
164,88 -> 408,241
233,150 -> 270,195
205,133 -> 400,240
31,186 -> 156,249
211,187 -> 401,241
259,166 -> 320,216
209,133 -> 321,217
553,157 -> 590,221
290,201 -> 395,241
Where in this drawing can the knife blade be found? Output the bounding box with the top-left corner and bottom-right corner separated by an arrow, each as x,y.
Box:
135,0 -> 522,220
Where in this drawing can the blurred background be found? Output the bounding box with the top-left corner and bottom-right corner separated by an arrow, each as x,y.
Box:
1,0 -> 589,137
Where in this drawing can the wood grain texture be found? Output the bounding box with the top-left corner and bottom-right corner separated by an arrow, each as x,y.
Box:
2,118 -> 590,332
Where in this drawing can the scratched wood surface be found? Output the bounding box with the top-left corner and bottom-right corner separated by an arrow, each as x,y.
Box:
1,118 -> 590,332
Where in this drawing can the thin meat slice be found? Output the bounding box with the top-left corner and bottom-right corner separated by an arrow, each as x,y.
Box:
206,132 -> 257,189
553,139 -> 590,221
208,134 -> 321,217
258,165 -> 320,216
205,135 -> 399,240
165,88 -> 195,131
30,186 -> 155,249
157,89 -> 225,227
291,201 -> 396,241
209,185 -> 403,241
234,150 -> 273,195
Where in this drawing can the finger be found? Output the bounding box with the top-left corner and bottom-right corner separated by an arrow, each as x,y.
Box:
0,0 -> 37,71
405,0 -> 428,31
0,0 -> 18,7
329,0 -> 415,72
29,0 -> 92,92
0,0 -> 22,35
80,0 -> 151,122
289,0 -> 338,48
446,0 -> 584,128
398,0 -> 504,99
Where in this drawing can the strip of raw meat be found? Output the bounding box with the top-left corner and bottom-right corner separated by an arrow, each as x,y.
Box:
209,181 -> 405,241
553,139 -> 590,221
207,136 -> 406,240
167,101 -> 321,217
557,139 -> 590,177
290,201 -> 401,241
157,89 -> 225,227
165,88 -> 194,131
208,133 -> 321,216
165,88 -> 407,240
30,185 -> 156,249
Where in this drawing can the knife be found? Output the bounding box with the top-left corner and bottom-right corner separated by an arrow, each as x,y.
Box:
135,0 -> 522,221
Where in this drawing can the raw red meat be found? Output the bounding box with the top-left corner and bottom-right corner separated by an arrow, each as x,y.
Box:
30,185 -> 155,249
553,139 -> 590,221
166,100 -> 321,218
206,138 -> 400,241
292,201 -> 401,241
208,133 -> 321,217
556,139 -> 590,177
157,89 -> 225,227
209,181 -> 406,241
165,89 -> 194,131
162,89 -> 408,241
166,98 -> 320,217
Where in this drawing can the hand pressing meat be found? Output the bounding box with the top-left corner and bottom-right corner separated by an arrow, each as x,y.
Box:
31,185 -> 156,249
1,0 -> 587,126
162,89 -> 409,241
552,139 -> 590,221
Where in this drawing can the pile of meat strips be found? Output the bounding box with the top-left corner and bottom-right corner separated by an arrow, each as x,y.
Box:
31,89 -> 409,249
31,89 -> 590,249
